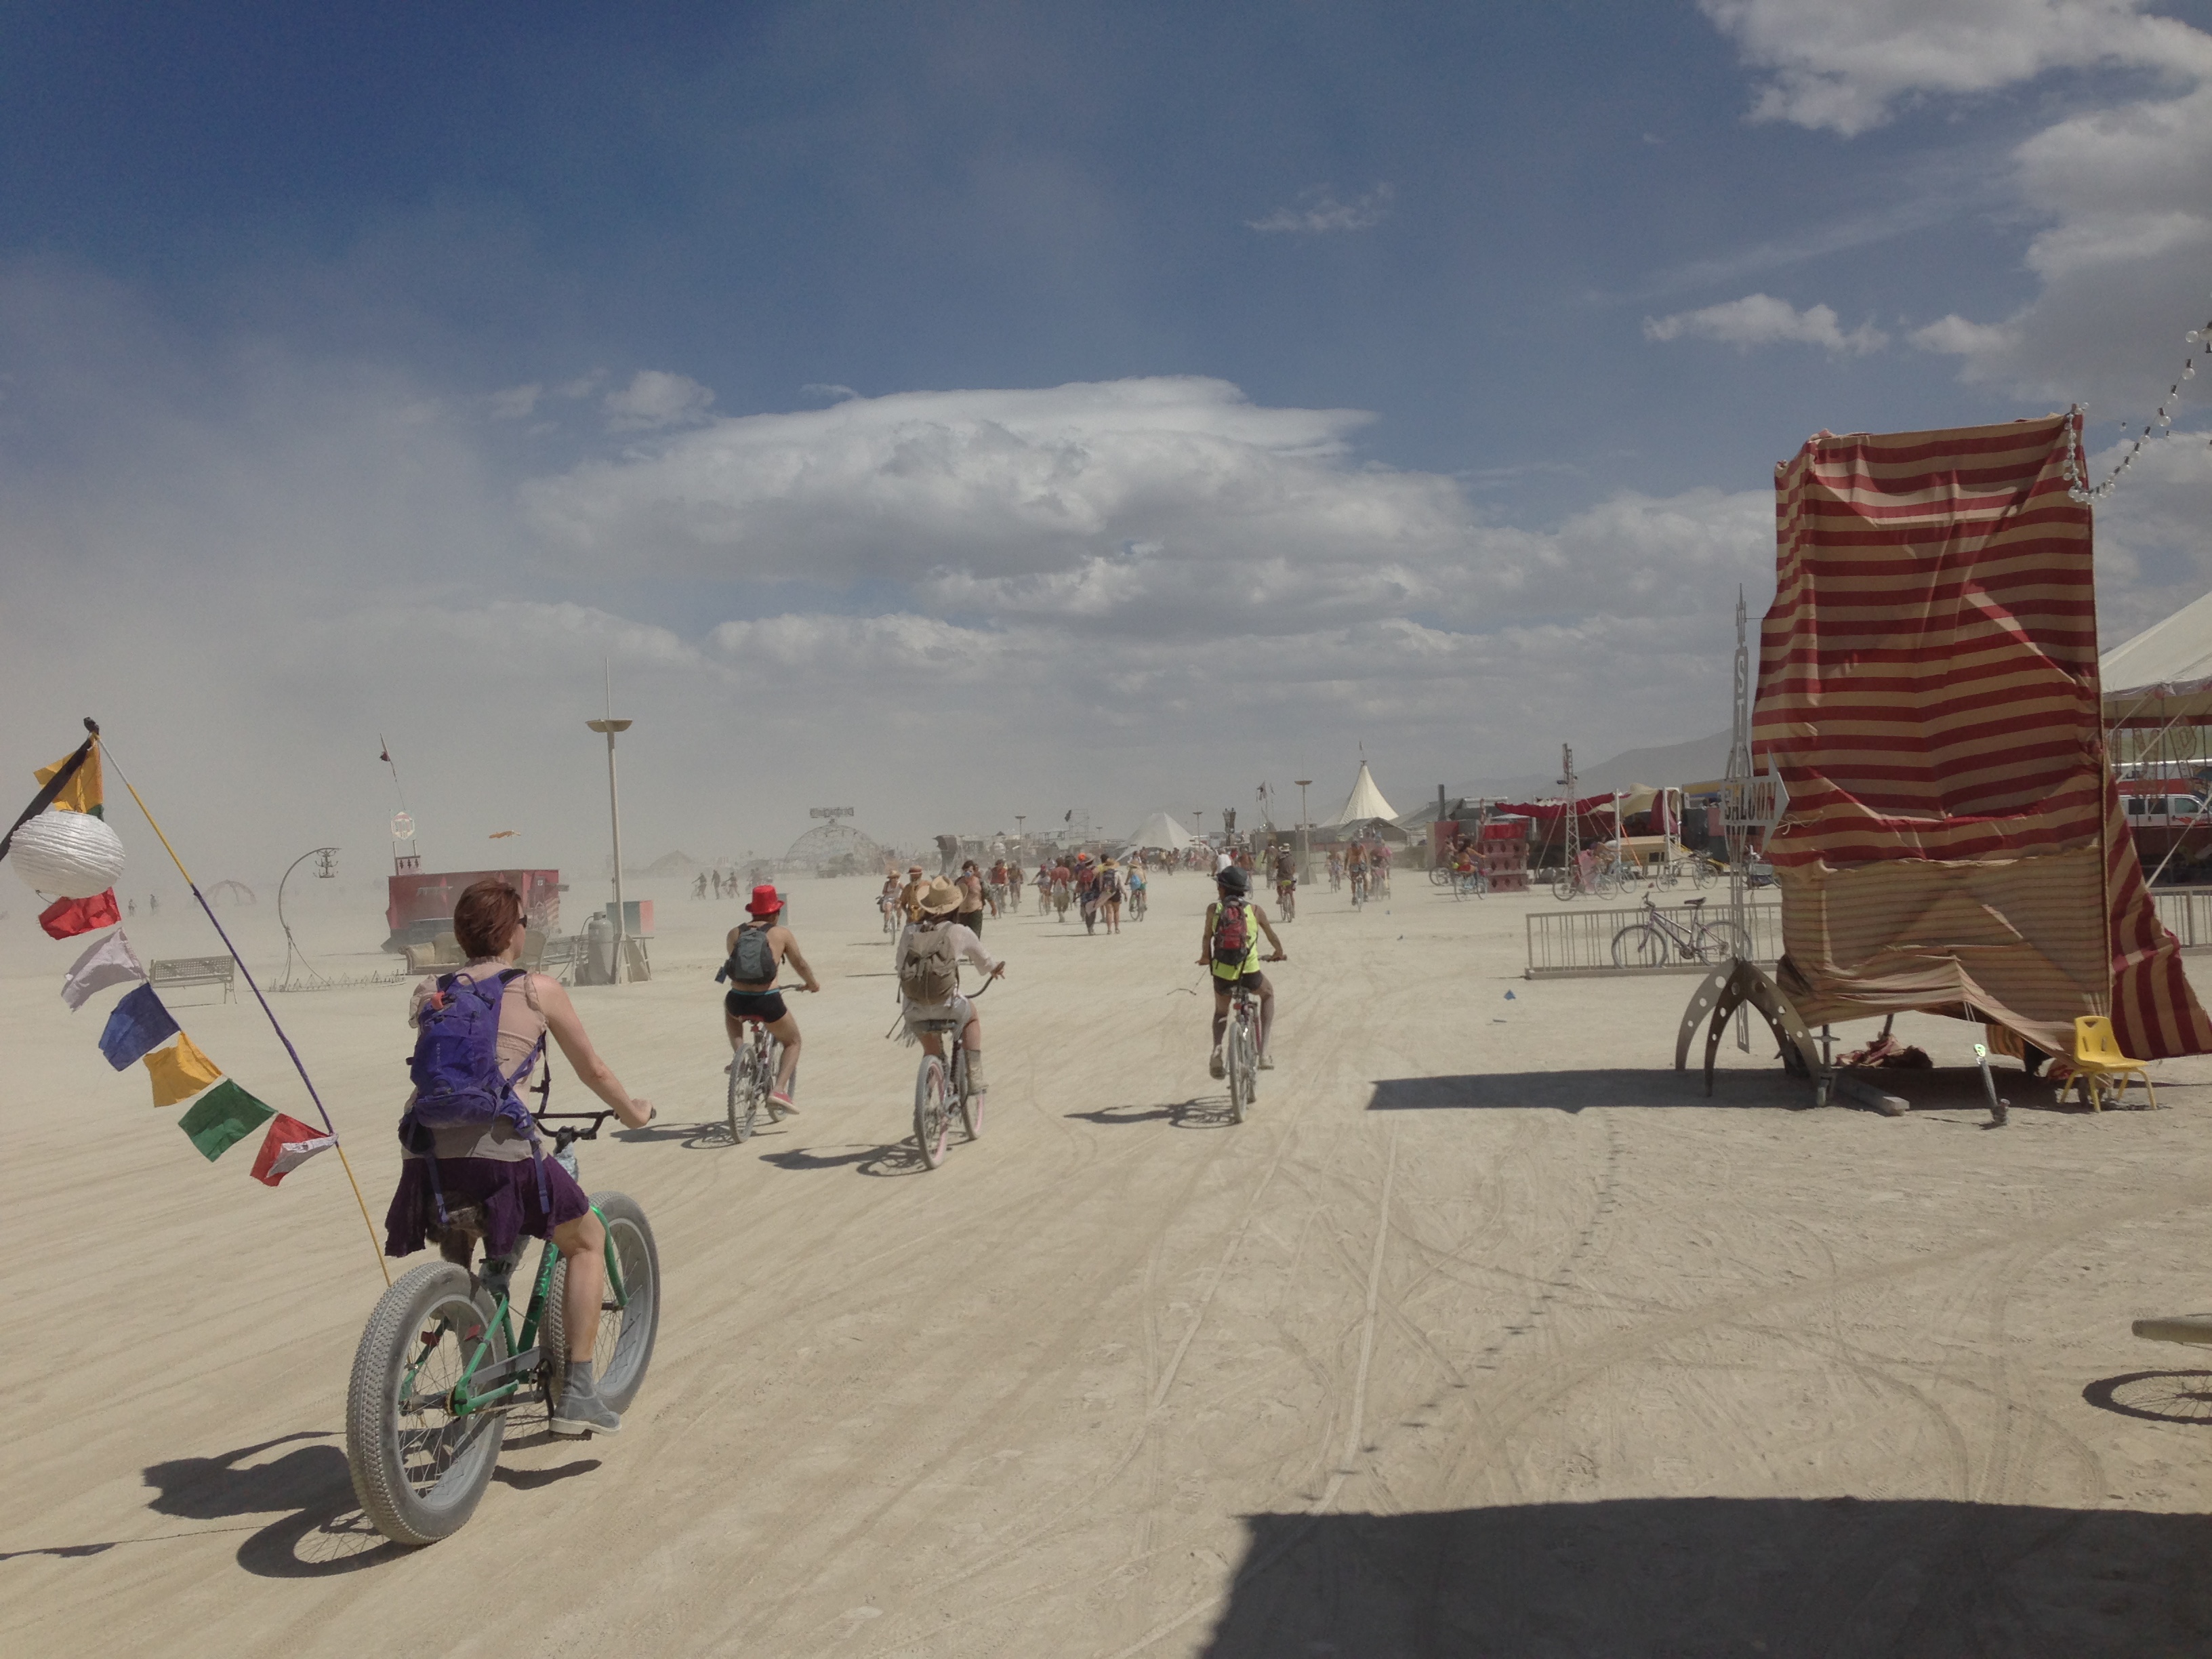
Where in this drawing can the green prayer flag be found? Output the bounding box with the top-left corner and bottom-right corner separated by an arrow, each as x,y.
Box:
178,1079 -> 276,1162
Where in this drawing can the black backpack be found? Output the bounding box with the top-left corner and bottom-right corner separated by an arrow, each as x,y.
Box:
720,922 -> 777,985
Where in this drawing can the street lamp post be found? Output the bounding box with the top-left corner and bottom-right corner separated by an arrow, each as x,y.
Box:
586,714 -> 633,983
1294,779 -> 1312,883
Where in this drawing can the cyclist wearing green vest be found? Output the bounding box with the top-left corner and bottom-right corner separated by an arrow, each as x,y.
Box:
1197,865 -> 1286,1078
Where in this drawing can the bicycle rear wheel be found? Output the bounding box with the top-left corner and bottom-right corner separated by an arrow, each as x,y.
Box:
1611,924 -> 1670,968
1226,1013 -> 1253,1123
726,1050 -> 758,1143
346,1262 -> 508,1547
1695,918 -> 1754,963
915,1055 -> 952,1168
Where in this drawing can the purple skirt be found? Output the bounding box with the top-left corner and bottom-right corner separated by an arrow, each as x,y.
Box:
383,1155 -> 590,1261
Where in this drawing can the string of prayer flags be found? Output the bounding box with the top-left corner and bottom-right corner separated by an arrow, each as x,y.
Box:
99,983 -> 179,1069
178,1079 -> 276,1162
61,929 -> 146,1010
145,1035 -> 224,1109
41,890 -> 121,939
252,1115 -> 338,1185
34,744 -> 104,817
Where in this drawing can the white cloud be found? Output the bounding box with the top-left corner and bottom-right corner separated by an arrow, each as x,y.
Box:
1907,312 -> 2022,359
1247,183 -> 1395,234
1699,0 -> 2212,136
602,369 -> 716,431
1643,293 -> 1889,353
1696,2 -> 2212,423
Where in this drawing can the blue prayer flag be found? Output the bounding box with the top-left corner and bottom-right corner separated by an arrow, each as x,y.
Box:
99,983 -> 178,1071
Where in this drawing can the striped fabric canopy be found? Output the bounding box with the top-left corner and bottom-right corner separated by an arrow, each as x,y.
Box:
1754,411 -> 2209,1060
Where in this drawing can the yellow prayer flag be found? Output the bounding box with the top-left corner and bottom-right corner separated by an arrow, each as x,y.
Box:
35,745 -> 104,815
144,1034 -> 224,1109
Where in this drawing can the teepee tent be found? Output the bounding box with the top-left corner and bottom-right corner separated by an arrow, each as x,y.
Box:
1126,810 -> 1198,851
1332,761 -> 1397,826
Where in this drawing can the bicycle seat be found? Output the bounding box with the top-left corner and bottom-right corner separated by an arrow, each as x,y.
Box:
1685,897 -> 1706,907
910,1018 -> 960,1034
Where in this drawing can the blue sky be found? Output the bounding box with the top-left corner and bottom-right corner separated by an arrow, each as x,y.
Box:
4,1 -> 2210,868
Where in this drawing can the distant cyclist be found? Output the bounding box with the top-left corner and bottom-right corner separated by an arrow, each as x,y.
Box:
1197,865 -> 1286,1076
722,884 -> 819,1117
1273,842 -> 1298,920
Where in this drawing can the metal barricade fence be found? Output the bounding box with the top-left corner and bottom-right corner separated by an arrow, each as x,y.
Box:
2154,888 -> 2212,949
1525,901 -> 1784,979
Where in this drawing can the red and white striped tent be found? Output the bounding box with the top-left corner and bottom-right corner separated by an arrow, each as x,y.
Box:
1753,411 -> 2210,1061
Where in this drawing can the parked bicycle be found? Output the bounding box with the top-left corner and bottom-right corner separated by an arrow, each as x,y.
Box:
726,983 -> 808,1143
346,1106 -> 659,1546
1609,893 -> 1753,968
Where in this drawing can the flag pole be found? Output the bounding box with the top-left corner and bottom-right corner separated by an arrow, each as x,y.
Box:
87,721 -> 390,1286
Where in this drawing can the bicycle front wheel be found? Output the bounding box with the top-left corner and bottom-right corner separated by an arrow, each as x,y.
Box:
541,1191 -> 662,1416
346,1262 -> 509,1547
1611,924 -> 1670,969
958,1054 -> 984,1141
915,1055 -> 952,1168
1691,860 -> 1717,890
1430,867 -> 1453,887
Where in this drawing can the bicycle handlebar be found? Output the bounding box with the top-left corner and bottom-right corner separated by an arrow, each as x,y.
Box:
533,1108 -> 613,1151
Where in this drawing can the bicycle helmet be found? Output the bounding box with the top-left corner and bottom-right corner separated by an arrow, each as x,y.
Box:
1216,865 -> 1250,895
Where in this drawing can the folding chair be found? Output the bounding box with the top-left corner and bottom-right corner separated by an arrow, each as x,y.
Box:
2070,1015 -> 2156,1111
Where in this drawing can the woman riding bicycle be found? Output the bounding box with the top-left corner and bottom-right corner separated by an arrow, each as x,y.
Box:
896,878 -> 1005,1095
1198,865 -> 1287,1077
724,884 -> 819,1116
384,878 -> 653,1437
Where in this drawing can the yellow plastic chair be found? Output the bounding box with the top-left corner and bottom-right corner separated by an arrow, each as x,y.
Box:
2071,1016 -> 2156,1112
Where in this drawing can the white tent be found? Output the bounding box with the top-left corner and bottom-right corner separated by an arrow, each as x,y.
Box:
1332,761 -> 1397,826
2102,588 -> 2212,728
1126,810 -> 1199,850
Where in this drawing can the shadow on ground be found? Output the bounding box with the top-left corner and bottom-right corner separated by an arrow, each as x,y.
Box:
1366,1065 -> 2073,1116
1367,1069 -> 1807,1113
139,1432 -> 403,1578
1201,1498 -> 2212,1657
129,1431 -> 602,1577
1067,1099 -> 1232,1130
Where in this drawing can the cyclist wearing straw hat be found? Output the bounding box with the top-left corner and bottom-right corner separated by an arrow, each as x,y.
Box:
723,884 -> 819,1117
896,877 -> 1006,1098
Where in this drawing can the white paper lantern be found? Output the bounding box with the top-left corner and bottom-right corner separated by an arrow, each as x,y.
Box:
11,810 -> 127,899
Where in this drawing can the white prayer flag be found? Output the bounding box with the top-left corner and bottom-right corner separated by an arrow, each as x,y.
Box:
60,929 -> 147,1012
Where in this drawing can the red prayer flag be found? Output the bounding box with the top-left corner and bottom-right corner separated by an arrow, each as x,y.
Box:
251,1113 -> 337,1186
39,889 -> 121,939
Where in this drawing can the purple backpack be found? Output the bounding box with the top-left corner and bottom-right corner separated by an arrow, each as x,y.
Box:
405,968 -> 544,1139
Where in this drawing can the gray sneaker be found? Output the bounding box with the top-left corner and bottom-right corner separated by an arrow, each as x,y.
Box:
551,1373 -> 622,1437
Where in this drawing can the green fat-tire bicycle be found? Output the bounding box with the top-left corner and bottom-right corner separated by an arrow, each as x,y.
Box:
345,1111 -> 660,1547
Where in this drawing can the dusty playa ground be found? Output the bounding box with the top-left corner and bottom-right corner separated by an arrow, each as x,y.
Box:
6,869 -> 2212,1656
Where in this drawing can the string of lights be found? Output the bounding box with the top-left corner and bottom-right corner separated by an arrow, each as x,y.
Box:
2066,296 -> 2210,503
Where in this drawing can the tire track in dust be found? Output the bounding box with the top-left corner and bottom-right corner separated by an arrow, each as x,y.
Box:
1094,1122 -> 1399,1659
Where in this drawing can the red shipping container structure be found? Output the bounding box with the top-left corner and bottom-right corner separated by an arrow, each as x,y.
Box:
1753,411 -> 2209,1061
384,863 -> 562,953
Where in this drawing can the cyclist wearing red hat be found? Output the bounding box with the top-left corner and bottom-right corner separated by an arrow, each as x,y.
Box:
723,884 -> 819,1115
